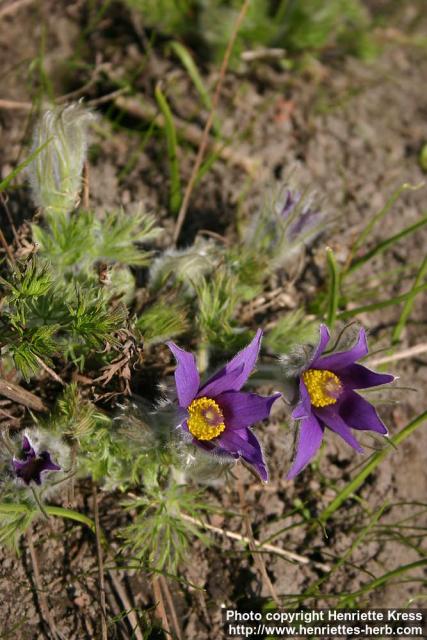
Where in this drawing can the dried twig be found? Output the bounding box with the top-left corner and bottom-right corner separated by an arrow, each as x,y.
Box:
87,87 -> 129,107
0,227 -> 16,265
108,570 -> 144,640
179,512 -> 331,573
159,575 -> 183,640
0,192 -> 20,245
173,0 -> 251,245
34,356 -> 65,386
0,98 -> 32,111
152,575 -> 171,637
26,527 -> 61,640
0,379 -> 47,412
93,485 -> 108,640
367,343 -> 427,367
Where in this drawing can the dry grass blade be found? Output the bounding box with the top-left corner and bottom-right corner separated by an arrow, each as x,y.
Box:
172,0 -> 251,245
152,574 -> 171,636
108,570 -> 144,640
0,379 -> 47,412
159,575 -> 183,640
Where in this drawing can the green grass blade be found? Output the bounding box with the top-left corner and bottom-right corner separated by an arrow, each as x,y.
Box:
339,559 -> 427,605
170,41 -> 212,111
154,83 -> 182,216
338,282 -> 427,320
350,182 -> 424,258
0,503 -> 95,533
319,410 -> 427,524
392,254 -> 427,344
0,138 -> 52,194
170,41 -> 221,137
326,247 -> 340,329
348,214 -> 427,274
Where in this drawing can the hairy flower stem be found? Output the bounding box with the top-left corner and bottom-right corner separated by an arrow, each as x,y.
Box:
30,487 -> 49,521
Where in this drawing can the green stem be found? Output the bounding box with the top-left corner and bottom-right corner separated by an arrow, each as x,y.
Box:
326,247 -> 340,329
338,282 -> 427,320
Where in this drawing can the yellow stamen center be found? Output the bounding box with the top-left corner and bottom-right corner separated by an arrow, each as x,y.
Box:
187,397 -> 226,441
302,369 -> 342,408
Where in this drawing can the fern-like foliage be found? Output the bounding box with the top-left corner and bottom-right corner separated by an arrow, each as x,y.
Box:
33,208 -> 162,275
120,483 -> 212,574
135,299 -> 188,345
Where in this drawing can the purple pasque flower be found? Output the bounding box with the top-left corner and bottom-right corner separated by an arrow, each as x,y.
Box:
12,435 -> 61,486
167,330 -> 281,482
287,325 -> 394,479
278,188 -> 323,243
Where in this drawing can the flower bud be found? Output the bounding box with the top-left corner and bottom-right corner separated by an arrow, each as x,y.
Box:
28,102 -> 95,216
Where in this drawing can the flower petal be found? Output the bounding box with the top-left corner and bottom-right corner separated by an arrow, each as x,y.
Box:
217,427 -> 268,481
167,342 -> 200,408
217,390 -> 281,430
339,363 -> 394,389
308,324 -> 331,367
287,412 -> 324,479
314,328 -> 368,370
199,329 -> 262,396
291,379 -> 312,420
339,390 -> 388,434
39,451 -> 61,472
22,436 -> 34,456
198,363 -> 245,398
315,406 -> 363,452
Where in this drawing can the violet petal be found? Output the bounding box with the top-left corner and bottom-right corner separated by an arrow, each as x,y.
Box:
217,427 -> 268,481
198,363 -> 245,398
199,329 -> 263,396
217,390 -> 281,430
12,450 -> 60,486
315,406 -> 364,452
291,379 -> 312,420
308,324 -> 331,367
339,363 -> 394,389
339,390 -> 388,434
167,342 -> 200,408
287,412 -> 324,479
314,328 -> 368,371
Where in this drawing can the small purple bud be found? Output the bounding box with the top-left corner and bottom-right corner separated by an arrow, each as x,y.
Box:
12,436 -> 61,486
279,189 -> 301,218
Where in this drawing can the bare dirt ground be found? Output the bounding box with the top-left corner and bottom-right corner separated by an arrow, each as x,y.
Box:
0,1 -> 426,638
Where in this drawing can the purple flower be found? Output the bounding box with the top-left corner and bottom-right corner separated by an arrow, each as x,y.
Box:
12,436 -> 61,486
279,188 -> 323,243
287,325 -> 394,479
167,330 -> 281,482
